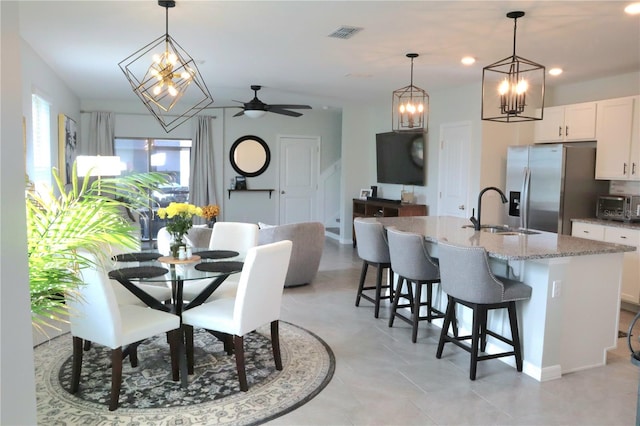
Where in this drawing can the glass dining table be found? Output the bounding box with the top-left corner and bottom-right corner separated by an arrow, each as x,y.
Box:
108,249 -> 244,386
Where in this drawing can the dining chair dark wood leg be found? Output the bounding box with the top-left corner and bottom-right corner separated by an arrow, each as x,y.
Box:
128,341 -> 141,368
71,336 -> 83,394
184,325 -> 194,375
109,347 -> 123,411
233,335 -> 248,391
167,329 -> 181,381
271,320 -> 283,370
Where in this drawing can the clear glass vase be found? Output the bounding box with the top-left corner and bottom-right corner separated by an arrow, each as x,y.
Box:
170,234 -> 185,258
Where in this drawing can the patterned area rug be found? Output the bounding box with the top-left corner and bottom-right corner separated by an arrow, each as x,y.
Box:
34,322 -> 334,425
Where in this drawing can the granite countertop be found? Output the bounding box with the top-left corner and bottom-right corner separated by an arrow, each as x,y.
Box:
571,217 -> 640,230
371,216 -> 635,261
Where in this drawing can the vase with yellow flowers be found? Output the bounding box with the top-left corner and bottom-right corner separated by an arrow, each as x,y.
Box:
202,204 -> 220,228
157,202 -> 204,257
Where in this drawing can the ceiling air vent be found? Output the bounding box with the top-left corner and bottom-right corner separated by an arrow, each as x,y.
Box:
328,26 -> 363,40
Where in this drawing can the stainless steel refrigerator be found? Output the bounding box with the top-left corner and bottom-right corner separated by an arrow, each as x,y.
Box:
506,143 -> 609,235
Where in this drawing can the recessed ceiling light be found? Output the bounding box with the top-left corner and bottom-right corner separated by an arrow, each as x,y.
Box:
625,2 -> 640,14
549,68 -> 563,76
461,56 -> 476,65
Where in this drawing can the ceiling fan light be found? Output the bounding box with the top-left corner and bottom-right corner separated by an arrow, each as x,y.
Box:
244,110 -> 267,118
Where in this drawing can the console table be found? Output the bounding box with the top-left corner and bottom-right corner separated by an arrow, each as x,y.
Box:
352,198 -> 426,247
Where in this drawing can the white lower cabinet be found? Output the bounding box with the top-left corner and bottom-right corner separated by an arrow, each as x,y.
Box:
572,222 -> 640,304
571,222 -> 605,241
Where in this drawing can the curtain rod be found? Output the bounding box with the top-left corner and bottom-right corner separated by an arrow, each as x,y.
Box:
80,110 -> 217,119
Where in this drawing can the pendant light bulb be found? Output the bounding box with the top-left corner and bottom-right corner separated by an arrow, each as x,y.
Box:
516,80 -> 528,94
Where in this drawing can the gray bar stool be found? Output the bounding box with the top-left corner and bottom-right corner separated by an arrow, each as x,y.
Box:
435,241 -> 532,380
353,218 -> 394,318
386,227 -> 444,343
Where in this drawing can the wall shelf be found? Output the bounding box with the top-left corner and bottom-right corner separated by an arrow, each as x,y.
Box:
228,189 -> 274,199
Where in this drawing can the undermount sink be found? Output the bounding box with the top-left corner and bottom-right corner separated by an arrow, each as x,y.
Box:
462,224 -> 541,236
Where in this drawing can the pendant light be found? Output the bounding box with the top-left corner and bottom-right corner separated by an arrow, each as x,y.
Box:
119,0 -> 213,132
392,53 -> 429,133
481,11 -> 545,122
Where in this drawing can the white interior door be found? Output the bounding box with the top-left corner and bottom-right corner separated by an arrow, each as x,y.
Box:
438,122 -> 471,218
278,135 -> 320,224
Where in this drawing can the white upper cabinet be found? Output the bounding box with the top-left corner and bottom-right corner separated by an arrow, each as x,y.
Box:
595,96 -> 639,180
534,102 -> 597,143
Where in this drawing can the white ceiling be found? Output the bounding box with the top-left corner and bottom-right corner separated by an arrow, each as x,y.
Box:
18,1 -> 640,111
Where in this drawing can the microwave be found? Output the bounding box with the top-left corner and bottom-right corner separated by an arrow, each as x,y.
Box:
596,194 -> 640,222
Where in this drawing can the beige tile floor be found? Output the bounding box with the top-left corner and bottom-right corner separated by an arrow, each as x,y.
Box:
272,238 -> 639,425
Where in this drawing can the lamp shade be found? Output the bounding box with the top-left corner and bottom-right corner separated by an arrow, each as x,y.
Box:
76,156 -> 122,177
244,110 -> 267,119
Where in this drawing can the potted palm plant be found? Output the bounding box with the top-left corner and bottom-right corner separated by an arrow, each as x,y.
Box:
27,162 -> 167,334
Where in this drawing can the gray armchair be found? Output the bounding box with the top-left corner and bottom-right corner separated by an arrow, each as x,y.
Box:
258,222 -> 325,287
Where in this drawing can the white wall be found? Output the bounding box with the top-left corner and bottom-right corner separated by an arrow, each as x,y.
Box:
1,2 -> 38,424
22,40 -> 81,186
546,71 -> 640,106
80,100 -> 342,226
338,81 -> 531,242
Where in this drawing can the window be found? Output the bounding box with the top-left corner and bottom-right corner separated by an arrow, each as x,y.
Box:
31,94 -> 52,187
114,138 -> 192,241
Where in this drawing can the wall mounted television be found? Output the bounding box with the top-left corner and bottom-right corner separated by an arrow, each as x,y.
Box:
375,132 -> 425,186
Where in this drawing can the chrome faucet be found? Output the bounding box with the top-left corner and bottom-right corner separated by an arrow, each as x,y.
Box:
470,186 -> 508,231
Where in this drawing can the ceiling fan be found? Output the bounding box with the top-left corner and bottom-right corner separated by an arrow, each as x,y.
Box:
232,85 -> 311,118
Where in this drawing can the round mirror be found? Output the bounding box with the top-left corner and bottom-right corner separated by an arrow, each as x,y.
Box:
229,135 -> 271,177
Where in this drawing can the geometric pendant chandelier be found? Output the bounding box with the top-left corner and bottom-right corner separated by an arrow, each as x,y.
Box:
119,0 -> 213,132
392,53 -> 429,133
481,11 -> 545,123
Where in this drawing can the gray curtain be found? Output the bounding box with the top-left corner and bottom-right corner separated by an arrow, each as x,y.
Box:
87,111 -> 114,155
190,116 -> 217,222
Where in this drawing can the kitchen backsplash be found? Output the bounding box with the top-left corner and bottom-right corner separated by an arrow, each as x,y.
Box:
610,181 -> 640,195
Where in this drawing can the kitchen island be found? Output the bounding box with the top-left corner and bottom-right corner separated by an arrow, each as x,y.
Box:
370,215 -> 635,381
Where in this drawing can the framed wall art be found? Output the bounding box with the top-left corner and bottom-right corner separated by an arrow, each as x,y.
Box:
359,188 -> 372,200
58,113 -> 77,183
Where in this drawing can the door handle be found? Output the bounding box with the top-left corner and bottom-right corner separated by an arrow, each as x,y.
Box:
633,163 -> 637,175
624,163 -> 628,175
281,190 -> 285,194
565,126 -> 569,137
458,205 -> 465,210
558,126 -> 562,137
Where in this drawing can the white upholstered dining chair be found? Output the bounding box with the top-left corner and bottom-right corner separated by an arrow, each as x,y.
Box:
181,240 -> 293,391
66,252 -> 181,410
182,221 -> 259,302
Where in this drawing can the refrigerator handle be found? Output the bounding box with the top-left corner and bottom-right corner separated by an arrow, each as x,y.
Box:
522,167 -> 531,229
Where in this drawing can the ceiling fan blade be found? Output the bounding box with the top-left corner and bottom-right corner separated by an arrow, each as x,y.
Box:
233,110 -> 245,117
268,108 -> 303,117
269,104 -> 312,110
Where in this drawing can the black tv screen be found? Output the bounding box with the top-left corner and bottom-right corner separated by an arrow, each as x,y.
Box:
376,132 -> 424,186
